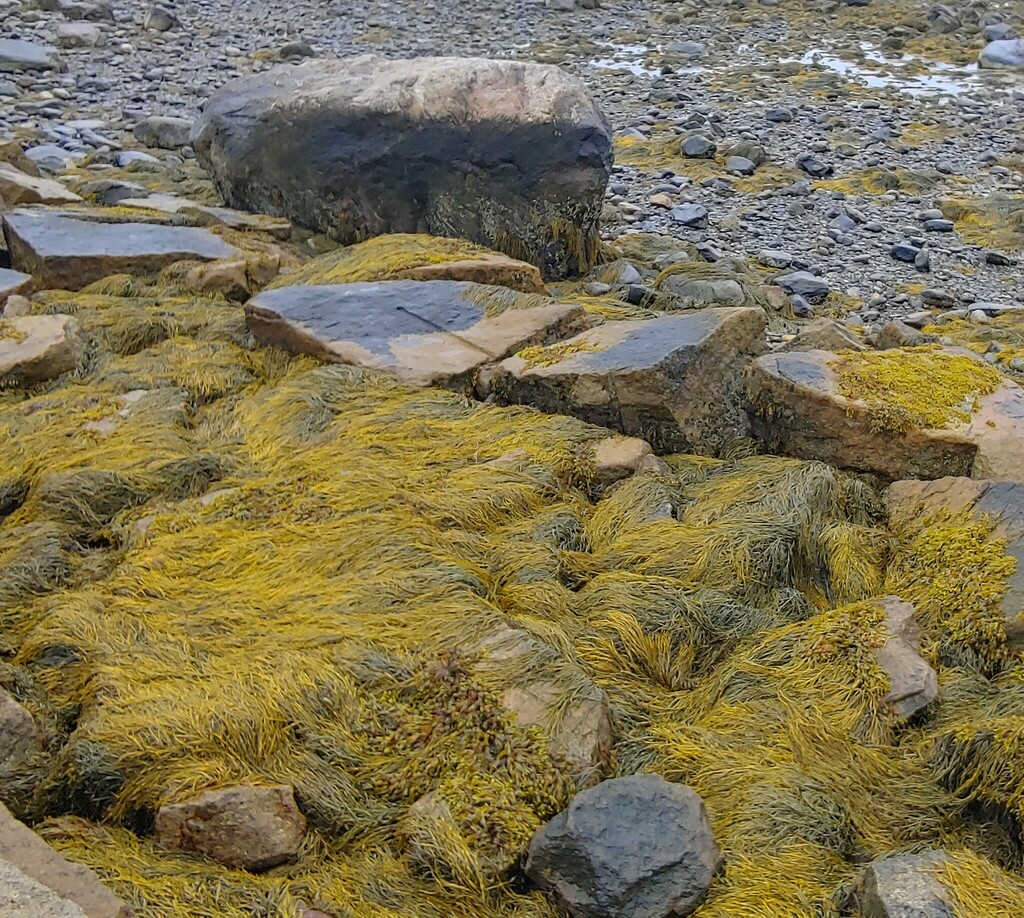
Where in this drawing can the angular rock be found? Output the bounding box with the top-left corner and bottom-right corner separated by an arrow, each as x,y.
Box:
133,116 -> 194,150
0,163 -> 81,207
773,270 -> 830,304
0,39 -> 61,73
473,626 -> 612,784
779,318 -> 865,353
0,267 -> 32,308
593,435 -> 654,486
873,321 -> 936,349
660,275 -> 746,306
671,203 -> 709,229
0,690 -> 39,762
745,348 -> 1024,481
56,22 -> 105,49
194,56 -> 612,279
681,135 -> 716,159
155,784 -> 307,871
979,38 -> 1024,70
0,803 -> 133,918
887,478 -> 1024,645
0,315 -> 82,385
143,4 -> 177,31
873,597 -> 938,718
855,850 -> 955,918
3,210 -> 237,290
526,774 -> 722,918
493,307 -> 767,454
245,280 -> 588,391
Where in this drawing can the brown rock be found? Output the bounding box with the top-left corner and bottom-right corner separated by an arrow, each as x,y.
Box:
0,314 -> 82,385
395,253 -> 547,293
493,307 -> 768,454
155,784 -> 307,871
592,435 -> 654,486
745,348 -> 1024,481
779,318 -> 866,353
0,162 -> 81,206
872,320 -> 937,349
185,258 -> 250,301
0,804 -> 134,918
0,690 -> 39,762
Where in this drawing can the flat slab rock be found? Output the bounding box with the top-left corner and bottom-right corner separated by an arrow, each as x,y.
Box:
745,348 -> 1024,482
887,477 -> 1024,645
3,210 -> 238,290
0,804 -> 133,918
491,307 -> 767,454
0,39 -> 61,72
245,280 -> 588,391
0,163 -> 82,207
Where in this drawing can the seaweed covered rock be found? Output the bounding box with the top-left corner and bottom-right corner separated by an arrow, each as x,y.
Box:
155,784 -> 307,871
855,850 -> 955,918
245,280 -> 588,392
887,478 -> 1024,647
2,211 -> 238,290
193,56 -> 612,279
745,347 -> 1024,481
492,307 -> 767,454
0,314 -> 82,385
473,626 -> 612,785
525,774 -> 722,918
271,233 -> 548,294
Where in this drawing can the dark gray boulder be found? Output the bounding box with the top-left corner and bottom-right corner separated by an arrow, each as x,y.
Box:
855,850 -> 955,918
525,774 -> 722,918
194,56 -> 612,279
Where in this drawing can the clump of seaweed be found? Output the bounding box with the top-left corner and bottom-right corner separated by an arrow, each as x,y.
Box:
833,347 -> 1002,434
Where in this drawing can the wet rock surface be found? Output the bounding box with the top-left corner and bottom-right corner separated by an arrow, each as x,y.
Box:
245,280 -> 589,390
526,774 -> 722,918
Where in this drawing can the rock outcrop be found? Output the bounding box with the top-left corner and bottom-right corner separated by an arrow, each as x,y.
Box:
526,775 -> 722,918
194,56 -> 612,279
745,348 -> 1024,481
491,307 -> 767,454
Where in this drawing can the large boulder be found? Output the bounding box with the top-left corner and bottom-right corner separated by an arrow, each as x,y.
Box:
887,477 -> 1024,645
526,774 -> 722,918
979,38 -> 1024,69
490,307 -> 767,454
245,280 -> 588,392
193,56 -> 612,279
3,210 -> 238,289
745,348 -> 1024,481
155,784 -> 307,871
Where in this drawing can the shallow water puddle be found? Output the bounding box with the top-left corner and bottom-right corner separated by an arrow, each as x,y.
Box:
791,44 -> 1020,97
